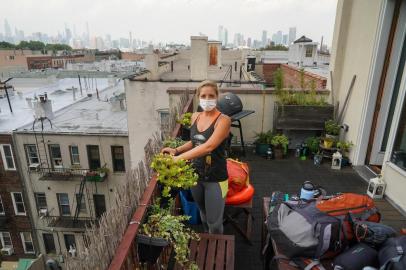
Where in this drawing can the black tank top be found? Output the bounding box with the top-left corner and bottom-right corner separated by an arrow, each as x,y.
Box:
190,112 -> 228,183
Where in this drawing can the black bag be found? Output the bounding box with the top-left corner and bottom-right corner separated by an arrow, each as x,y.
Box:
354,221 -> 397,247
333,243 -> 379,270
378,236 -> 406,270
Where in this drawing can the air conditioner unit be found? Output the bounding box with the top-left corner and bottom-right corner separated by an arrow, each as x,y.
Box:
39,208 -> 49,217
29,163 -> 40,171
1,247 -> 14,255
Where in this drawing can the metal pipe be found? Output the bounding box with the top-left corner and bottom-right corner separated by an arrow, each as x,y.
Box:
1,78 -> 13,113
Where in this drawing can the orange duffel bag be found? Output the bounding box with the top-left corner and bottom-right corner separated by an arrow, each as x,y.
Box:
226,158 -> 249,197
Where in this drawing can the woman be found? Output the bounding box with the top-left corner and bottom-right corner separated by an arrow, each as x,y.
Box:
162,80 -> 231,234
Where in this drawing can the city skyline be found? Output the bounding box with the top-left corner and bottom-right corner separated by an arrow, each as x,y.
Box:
2,0 -> 337,46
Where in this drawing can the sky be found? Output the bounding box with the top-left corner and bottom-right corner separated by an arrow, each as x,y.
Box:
3,0 -> 338,46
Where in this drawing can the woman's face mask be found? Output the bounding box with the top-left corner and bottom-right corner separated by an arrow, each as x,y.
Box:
199,99 -> 217,111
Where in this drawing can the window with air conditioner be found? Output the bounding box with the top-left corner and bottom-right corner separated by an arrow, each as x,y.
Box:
11,192 -> 26,215
25,144 -> 39,165
20,232 -> 35,254
0,144 -> 16,171
0,232 -> 13,249
0,195 -> 4,215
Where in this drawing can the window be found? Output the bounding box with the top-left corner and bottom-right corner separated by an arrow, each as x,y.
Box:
391,99 -> 406,171
57,193 -> 70,216
20,232 -> 35,254
87,145 -> 100,170
64,234 -> 76,253
49,145 -> 63,168
94,194 -> 106,219
75,194 -> 87,213
34,193 -> 47,212
25,144 -> 39,165
0,195 -> 4,215
0,232 -> 12,249
69,145 -> 80,165
305,46 -> 313,58
43,233 -> 56,254
111,146 -> 125,172
0,144 -> 16,170
11,192 -> 26,215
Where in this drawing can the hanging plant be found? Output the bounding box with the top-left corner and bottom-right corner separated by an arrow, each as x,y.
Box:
139,199 -> 199,269
151,154 -> 198,197
177,112 -> 193,128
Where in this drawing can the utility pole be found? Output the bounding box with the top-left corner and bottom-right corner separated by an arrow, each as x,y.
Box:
1,78 -> 13,113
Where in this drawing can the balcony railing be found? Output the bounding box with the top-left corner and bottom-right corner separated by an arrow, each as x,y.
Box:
37,167 -> 107,182
47,216 -> 96,228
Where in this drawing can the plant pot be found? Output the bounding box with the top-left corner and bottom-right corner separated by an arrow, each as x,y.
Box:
136,234 -> 169,264
180,126 -> 190,141
323,140 -> 334,149
325,134 -> 338,140
274,147 -> 284,159
99,172 -> 106,178
341,157 -> 350,167
255,143 -> 269,156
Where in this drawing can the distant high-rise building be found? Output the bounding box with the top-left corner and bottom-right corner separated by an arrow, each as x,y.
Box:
282,34 -> 288,45
4,19 -> 12,42
224,28 -> 228,47
289,27 -> 297,44
276,31 -> 283,45
247,37 -> 252,48
262,30 -> 267,47
218,25 -> 223,42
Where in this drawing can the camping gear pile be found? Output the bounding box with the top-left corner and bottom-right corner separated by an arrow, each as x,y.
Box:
266,183 -> 405,270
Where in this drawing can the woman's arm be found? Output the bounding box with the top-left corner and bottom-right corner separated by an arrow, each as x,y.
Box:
175,115 -> 231,161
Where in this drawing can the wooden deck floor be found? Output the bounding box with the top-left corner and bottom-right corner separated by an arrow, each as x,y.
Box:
219,150 -> 406,270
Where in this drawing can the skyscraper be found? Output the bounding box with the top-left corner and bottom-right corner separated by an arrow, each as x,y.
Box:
224,28 -> 228,47
4,19 -> 12,42
289,27 -> 297,44
262,30 -> 267,47
218,25 -> 223,42
276,31 -> 282,45
282,34 -> 288,45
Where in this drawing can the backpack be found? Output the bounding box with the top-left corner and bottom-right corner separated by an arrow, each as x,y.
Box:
268,200 -> 346,259
316,193 -> 381,241
226,158 -> 249,197
354,221 -> 397,247
333,242 -> 379,270
378,236 -> 406,270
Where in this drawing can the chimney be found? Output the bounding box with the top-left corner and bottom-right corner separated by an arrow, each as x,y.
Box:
190,36 -> 208,80
144,53 -> 159,80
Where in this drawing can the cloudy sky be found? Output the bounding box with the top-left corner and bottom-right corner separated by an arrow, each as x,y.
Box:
3,0 -> 337,46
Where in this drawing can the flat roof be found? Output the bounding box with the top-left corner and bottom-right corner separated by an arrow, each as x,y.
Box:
15,80 -> 127,135
0,78 -> 109,133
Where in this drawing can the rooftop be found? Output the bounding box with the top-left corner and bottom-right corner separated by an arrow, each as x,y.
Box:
0,78 -> 109,133
15,80 -> 127,135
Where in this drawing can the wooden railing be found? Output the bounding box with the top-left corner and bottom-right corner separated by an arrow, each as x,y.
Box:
107,94 -> 194,270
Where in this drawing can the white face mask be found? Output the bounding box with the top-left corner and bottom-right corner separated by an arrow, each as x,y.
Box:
199,99 -> 217,111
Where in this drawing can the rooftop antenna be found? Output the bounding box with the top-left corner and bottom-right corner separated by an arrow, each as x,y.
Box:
1,78 -> 13,113
78,74 -> 83,96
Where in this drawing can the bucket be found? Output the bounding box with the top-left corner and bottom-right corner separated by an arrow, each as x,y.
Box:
300,181 -> 315,200
180,190 -> 201,225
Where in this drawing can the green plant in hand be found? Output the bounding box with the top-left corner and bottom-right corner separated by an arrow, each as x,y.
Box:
140,199 -> 199,269
151,154 -> 198,197
163,137 -> 186,148
177,112 -> 193,127
325,120 -> 341,136
271,134 -> 289,148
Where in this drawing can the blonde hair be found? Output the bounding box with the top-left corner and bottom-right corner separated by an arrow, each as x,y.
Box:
196,80 -> 219,97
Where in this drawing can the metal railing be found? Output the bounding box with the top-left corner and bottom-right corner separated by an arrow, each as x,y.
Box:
37,167 -> 92,181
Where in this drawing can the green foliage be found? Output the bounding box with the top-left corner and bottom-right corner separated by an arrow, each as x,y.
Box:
0,40 -> 72,52
271,134 -> 289,148
177,112 -> 192,127
16,40 -> 45,50
259,44 -> 289,51
325,120 -> 341,136
305,137 -> 320,154
277,90 -> 328,106
274,67 -> 284,91
140,199 -> 199,269
97,166 -> 110,174
45,43 -> 72,51
163,137 -> 186,148
254,130 -> 273,144
150,154 -> 198,197
336,141 -> 354,155
0,41 -> 16,49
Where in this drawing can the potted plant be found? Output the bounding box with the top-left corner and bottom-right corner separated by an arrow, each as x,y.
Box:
177,112 -> 192,140
254,130 -> 273,156
97,166 -> 110,178
322,137 -> 335,149
324,120 -> 341,139
137,199 -> 199,268
151,154 -> 198,197
305,136 -> 320,156
337,141 -> 354,166
271,134 -> 289,159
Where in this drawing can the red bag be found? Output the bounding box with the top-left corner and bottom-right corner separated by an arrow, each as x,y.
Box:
226,159 -> 249,197
316,193 -> 381,241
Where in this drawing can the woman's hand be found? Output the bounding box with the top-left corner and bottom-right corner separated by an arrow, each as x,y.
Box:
161,147 -> 176,155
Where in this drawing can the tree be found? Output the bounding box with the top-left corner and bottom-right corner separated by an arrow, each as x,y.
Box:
0,41 -> 16,49
16,40 -> 46,51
